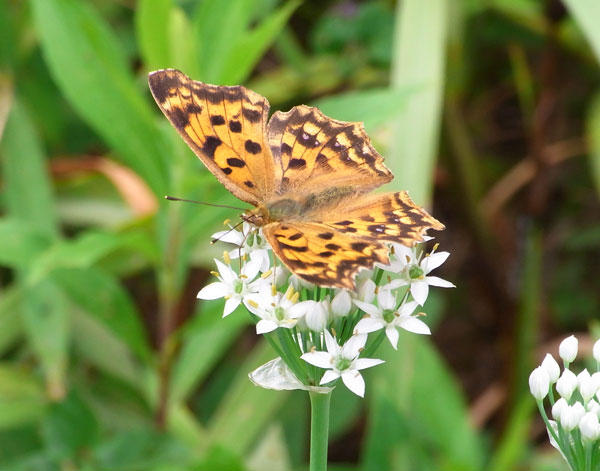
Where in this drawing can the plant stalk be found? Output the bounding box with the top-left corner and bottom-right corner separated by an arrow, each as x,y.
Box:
309,390 -> 331,471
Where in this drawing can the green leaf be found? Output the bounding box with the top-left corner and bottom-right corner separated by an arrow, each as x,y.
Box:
193,0 -> 256,82
170,302 -> 248,403
219,1 -> 300,84
587,93 -> 600,196
28,230 -> 127,284
42,391 -> 99,459
0,364 -> 46,429
22,279 -> 70,401
563,0 -> 600,64
69,301 -> 148,390
31,0 -> 169,196
313,86 -> 417,134
0,100 -> 58,238
135,0 -> 172,70
52,267 -> 151,362
364,335 -> 485,471
388,0 -> 448,203
0,219 -> 52,269
0,285 -> 23,355
206,341 -> 289,455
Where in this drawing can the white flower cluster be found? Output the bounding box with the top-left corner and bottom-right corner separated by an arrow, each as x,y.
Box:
198,223 -> 453,397
529,335 -> 600,471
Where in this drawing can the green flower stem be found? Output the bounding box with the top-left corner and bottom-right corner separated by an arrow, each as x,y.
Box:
538,401 -> 577,471
585,442 -> 591,471
309,390 -> 332,471
362,330 -> 386,358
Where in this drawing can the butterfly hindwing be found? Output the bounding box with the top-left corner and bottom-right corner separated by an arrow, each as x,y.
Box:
314,191 -> 445,247
149,69 -> 276,205
267,105 -> 393,195
263,222 -> 389,290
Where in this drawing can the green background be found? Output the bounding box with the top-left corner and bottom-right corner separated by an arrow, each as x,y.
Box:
0,0 -> 599,469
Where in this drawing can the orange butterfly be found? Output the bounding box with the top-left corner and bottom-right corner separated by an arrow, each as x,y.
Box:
149,69 -> 444,289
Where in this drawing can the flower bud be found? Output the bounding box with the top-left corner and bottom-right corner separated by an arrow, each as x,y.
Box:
331,290 -> 352,318
587,399 -> 600,418
541,353 -> 560,383
529,367 -> 550,401
304,301 -> 329,332
594,339 -> 600,363
579,412 -> 600,442
561,402 -> 585,431
579,369 -> 598,403
556,369 -> 578,401
356,278 -> 376,304
552,398 -> 568,421
559,335 -> 578,364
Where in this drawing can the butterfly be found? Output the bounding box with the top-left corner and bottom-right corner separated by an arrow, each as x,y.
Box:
148,69 -> 444,290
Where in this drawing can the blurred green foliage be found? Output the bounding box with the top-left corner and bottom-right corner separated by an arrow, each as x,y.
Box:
0,0 -> 598,470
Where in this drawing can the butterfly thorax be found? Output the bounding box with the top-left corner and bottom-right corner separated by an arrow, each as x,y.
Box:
242,186 -> 358,226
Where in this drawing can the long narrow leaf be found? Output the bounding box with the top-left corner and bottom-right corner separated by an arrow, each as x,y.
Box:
31,0 -> 169,196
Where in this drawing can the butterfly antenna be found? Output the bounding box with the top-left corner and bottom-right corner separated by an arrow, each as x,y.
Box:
211,220 -> 244,245
165,195 -> 246,211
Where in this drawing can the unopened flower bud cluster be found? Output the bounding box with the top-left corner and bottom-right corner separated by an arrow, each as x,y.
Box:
198,223 -> 453,397
529,335 -> 600,470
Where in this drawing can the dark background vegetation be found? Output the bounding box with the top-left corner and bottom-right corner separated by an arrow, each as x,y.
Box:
0,0 -> 599,470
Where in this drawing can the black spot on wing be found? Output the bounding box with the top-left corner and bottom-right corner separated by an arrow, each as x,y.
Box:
210,115 -> 225,125
318,251 -> 334,258
201,136 -> 222,158
351,242 -> 368,252
229,120 -> 242,133
289,158 -> 306,169
226,158 -> 246,168
281,143 -> 292,155
148,71 -> 180,103
325,243 -> 340,251
317,232 -> 334,240
245,140 -> 262,154
244,180 -> 254,188
242,107 -> 262,123
279,242 -> 308,253
221,167 -> 232,175
170,107 -> 189,127
288,233 -> 302,241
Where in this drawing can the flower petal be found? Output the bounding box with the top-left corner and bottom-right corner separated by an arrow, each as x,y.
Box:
342,334 -> 368,359
411,280 -> 429,305
398,316 -> 431,335
197,282 -> 228,300
355,317 -> 385,334
215,259 -> 235,284
385,327 -> 400,349
223,297 -> 241,317
425,276 -> 455,288
353,300 -> 381,317
341,370 -> 365,397
421,251 -> 449,273
320,369 -> 340,385
301,351 -> 334,369
353,358 -> 385,370
256,319 -> 278,334
397,300 -> 418,317
323,329 -> 341,356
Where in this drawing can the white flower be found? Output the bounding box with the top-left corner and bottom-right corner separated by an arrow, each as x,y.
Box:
212,223 -> 272,272
578,369 -> 598,403
354,293 -> 428,349
301,331 -> 384,397
559,335 -> 578,364
587,399 -> 600,417
541,354 -> 560,384
352,278 -> 376,304
580,412 -> 600,442
594,339 -> 600,363
556,369 -> 578,401
552,398 -> 568,421
383,245 -> 454,305
331,290 -> 352,318
300,300 -> 330,332
197,255 -> 262,317
529,367 -> 550,401
245,285 -> 311,334
561,402 -> 586,431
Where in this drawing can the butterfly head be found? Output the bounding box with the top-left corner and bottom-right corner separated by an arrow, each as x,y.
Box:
241,204 -> 270,227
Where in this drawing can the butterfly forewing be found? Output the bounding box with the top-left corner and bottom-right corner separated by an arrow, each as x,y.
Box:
149,69 -> 276,205
267,105 -> 393,194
